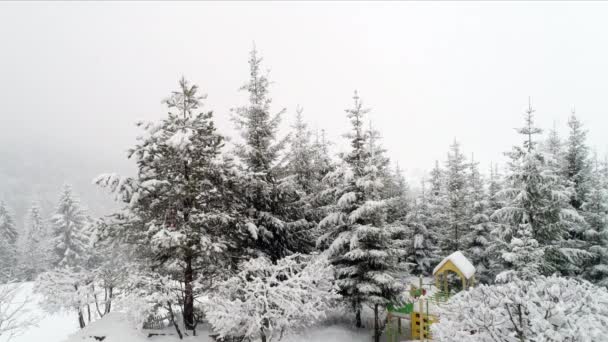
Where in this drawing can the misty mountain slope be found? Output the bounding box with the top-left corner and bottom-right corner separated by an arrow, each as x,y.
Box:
0,143 -> 130,227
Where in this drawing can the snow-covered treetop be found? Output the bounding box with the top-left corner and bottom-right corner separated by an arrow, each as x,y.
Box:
433,250 -> 476,279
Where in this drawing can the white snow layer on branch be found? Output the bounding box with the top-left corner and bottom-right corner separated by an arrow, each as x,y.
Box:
166,128 -> 194,151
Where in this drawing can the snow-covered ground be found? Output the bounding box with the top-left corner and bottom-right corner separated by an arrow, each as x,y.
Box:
61,313 -> 371,342
1,283 -> 78,342
5,283 -> 372,342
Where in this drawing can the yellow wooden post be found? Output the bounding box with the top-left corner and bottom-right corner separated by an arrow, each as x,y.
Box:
419,298 -> 423,341
426,299 -> 430,341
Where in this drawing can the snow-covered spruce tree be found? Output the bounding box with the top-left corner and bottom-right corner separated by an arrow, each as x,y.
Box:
385,164 -> 411,224
487,163 -> 504,214
18,202 -> 51,280
582,154 -> 608,286
426,160 -> 449,257
96,78 -> 239,332
565,110 -> 591,211
366,122 -> 392,197
492,100 -> 586,279
307,129 -> 336,227
317,92 -> 404,339
463,156 -> 495,283
402,180 -> 438,276
285,106 -> 316,195
0,202 -> 18,281
542,123 -> 565,173
443,139 -> 469,253
311,129 -> 334,187
50,184 -> 90,270
485,163 -> 507,281
204,254 -> 338,342
433,275 -> 608,342
283,106 -> 330,227
231,47 -> 313,262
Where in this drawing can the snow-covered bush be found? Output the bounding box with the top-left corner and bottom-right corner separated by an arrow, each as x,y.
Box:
433,275 -> 608,342
0,283 -> 37,340
203,253 -> 339,342
35,267 -> 92,328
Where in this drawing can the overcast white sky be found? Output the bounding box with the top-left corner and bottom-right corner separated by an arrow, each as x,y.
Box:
2,1 -> 608,184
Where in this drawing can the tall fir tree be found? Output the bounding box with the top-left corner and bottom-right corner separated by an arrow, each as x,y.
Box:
50,185 -> 90,270
403,179 -> 439,275
426,160 -> 448,258
385,164 -> 411,223
463,156 -> 495,283
443,139 -> 469,253
565,110 -> 591,211
311,129 -> 334,188
487,163 -> 504,213
581,154 -> 608,286
18,202 -> 51,280
285,106 -> 316,194
96,78 -> 240,330
0,201 -> 18,280
318,92 -> 404,337
231,47 -> 313,262
492,100 -> 586,279
543,123 -> 565,172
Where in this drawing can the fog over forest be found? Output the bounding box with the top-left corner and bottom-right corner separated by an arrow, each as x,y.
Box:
2,3 -> 608,226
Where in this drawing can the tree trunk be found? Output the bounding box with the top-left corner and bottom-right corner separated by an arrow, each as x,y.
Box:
78,308 -> 86,329
183,255 -> 195,330
373,304 -> 380,342
355,305 -> 362,328
104,287 -> 113,314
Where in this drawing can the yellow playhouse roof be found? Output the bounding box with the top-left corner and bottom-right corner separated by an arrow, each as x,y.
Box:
433,251 -> 475,279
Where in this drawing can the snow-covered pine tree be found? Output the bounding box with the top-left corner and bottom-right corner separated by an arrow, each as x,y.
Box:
285,106 -> 316,194
426,161 -> 448,245
231,47 -> 313,262
18,202 -> 50,280
50,185 -> 90,270
402,179 -> 438,276
487,163 -> 504,214
308,129 -> 336,224
543,123 -> 565,172
492,100 -> 586,279
486,163 -> 507,281
282,106 -> 331,228
317,92 -> 404,338
582,154 -> 608,286
443,139 -> 469,253
565,110 -> 591,211
96,78 -> 240,331
366,121 -> 391,196
311,129 -> 334,187
385,164 -> 411,224
0,201 -> 18,281
463,156 -> 495,283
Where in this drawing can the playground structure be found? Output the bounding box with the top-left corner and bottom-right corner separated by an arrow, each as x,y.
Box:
386,251 -> 476,341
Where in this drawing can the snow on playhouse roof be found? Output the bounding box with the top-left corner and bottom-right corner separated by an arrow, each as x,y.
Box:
433,251 -> 476,279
